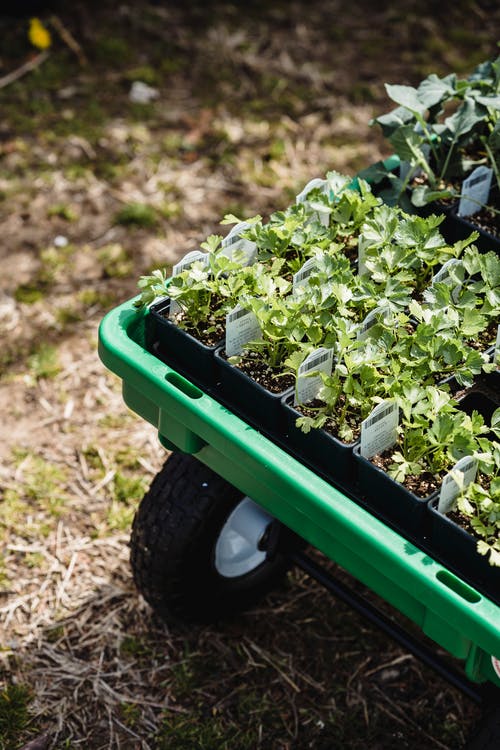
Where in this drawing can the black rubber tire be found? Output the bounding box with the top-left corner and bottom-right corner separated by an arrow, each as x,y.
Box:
130,452 -> 299,623
465,703 -> 500,750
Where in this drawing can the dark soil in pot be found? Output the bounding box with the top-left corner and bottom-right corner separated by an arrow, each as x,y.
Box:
214,348 -> 293,437
281,394 -> 358,490
146,298 -> 222,391
353,446 -> 437,542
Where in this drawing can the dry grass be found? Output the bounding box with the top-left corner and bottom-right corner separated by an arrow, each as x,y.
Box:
0,1 -> 498,747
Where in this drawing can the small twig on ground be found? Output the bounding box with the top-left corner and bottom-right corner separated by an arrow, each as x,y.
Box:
0,52 -> 49,90
50,16 -> 87,66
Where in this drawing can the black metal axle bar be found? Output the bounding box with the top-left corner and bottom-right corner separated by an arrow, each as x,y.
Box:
291,550 -> 485,706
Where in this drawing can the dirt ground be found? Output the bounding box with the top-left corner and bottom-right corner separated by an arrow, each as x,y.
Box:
0,2 -> 499,748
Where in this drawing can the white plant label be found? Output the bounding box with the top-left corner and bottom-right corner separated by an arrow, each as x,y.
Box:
294,347 -> 334,406
293,257 -> 318,293
169,251 -> 208,318
357,234 -> 372,276
296,177 -> 330,227
221,222 -> 257,266
492,656 -> 500,680
431,258 -> 463,303
225,304 -> 261,357
360,400 -> 399,459
296,178 -> 327,204
357,304 -> 392,341
438,456 -> 478,514
458,166 -> 493,218
495,323 -> 500,366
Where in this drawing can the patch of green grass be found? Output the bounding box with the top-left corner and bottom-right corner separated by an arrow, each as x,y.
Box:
55,306 -> 83,326
112,472 -> 146,504
27,344 -> 61,380
120,636 -> 152,659
106,500 -> 135,531
155,711 -> 255,750
114,203 -> 158,228
94,36 -> 132,64
0,556 -> 8,590
24,552 -> 45,569
97,243 -> 133,278
114,447 -> 142,471
47,203 -> 78,221
82,445 -> 105,473
129,102 -> 157,122
14,284 -> 45,304
0,684 -> 33,750
157,201 -> 182,219
40,244 -> 74,278
120,702 -> 142,728
98,413 -> 135,430
10,451 -> 68,518
125,66 -> 159,86
78,289 -> 117,309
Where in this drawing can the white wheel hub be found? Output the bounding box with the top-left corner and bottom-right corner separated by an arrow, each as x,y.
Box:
215,497 -> 274,578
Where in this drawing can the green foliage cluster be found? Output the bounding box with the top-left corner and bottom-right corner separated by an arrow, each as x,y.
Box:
367,54 -> 500,209
135,172 -> 500,564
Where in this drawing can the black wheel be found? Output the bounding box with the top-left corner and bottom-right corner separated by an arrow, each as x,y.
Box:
465,701 -> 500,750
130,452 -> 300,623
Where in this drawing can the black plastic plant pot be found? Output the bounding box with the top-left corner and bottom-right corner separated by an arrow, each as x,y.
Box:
440,206 -> 500,253
457,387 -> 499,424
281,393 -> 357,491
353,446 -> 431,543
146,298 -> 221,392
428,497 -> 499,606
214,347 -> 293,437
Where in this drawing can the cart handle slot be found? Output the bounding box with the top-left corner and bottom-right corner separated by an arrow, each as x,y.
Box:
436,570 -> 481,603
165,371 -> 203,400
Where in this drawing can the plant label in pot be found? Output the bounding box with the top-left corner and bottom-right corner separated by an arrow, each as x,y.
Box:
292,257 -> 319,294
169,250 -> 208,318
294,347 -> 334,406
221,222 -> 257,266
359,400 -> 399,459
295,177 -> 331,227
357,305 -> 393,342
458,166 -> 493,218
225,304 -> 261,357
431,258 -> 463,303
437,455 -> 478,514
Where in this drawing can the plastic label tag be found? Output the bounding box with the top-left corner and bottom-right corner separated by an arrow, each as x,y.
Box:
458,166 -> 493,218
431,258 -> 463,303
494,323 -> 500,366
360,400 -> 399,459
296,178 -> 330,227
292,257 -> 318,293
438,456 -> 478,514
221,222 -> 257,266
357,305 -> 392,341
225,304 -> 261,357
492,656 -> 500,680
357,234 -> 371,276
169,251 -> 208,318
294,347 -> 334,406
296,178 -> 328,204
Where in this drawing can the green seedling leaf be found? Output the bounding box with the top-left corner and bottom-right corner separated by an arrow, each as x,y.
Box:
385,83 -> 427,115
417,73 -> 456,108
444,97 -> 484,137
